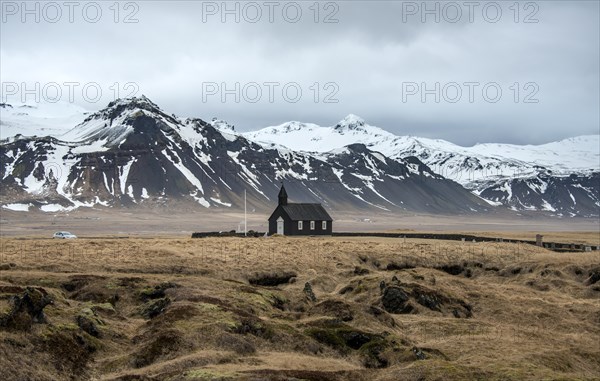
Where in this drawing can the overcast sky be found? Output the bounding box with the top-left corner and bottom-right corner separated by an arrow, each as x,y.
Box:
1,0 -> 599,145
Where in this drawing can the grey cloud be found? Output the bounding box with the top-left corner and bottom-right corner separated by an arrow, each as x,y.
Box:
0,0 -> 598,145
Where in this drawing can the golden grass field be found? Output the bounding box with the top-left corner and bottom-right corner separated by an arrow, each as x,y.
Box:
0,235 -> 599,380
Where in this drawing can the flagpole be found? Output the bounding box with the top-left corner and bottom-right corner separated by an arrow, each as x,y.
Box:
244,189 -> 247,237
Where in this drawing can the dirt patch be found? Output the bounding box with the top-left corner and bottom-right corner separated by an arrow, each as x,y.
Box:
248,271 -> 297,287
61,275 -> 107,292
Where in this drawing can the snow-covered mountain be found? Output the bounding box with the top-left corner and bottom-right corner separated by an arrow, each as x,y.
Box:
245,115 -> 598,179
0,97 -> 490,214
245,116 -> 600,216
1,98 -> 597,216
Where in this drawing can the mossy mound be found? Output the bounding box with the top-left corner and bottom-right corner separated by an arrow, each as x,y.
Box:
0,287 -> 53,331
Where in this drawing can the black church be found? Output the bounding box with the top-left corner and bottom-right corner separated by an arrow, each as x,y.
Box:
268,185 -> 333,236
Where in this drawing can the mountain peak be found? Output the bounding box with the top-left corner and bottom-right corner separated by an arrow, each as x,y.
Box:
106,95 -> 161,113
335,114 -> 366,131
82,95 -> 172,128
343,114 -> 365,124
59,95 -> 174,145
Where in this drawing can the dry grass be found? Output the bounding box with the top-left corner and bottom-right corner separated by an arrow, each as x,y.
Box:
383,230 -> 600,246
0,236 -> 599,380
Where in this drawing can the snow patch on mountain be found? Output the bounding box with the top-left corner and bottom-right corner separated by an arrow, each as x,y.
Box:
2,203 -> 31,212
1,101 -> 89,140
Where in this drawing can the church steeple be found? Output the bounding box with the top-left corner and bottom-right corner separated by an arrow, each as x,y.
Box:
278,184 -> 288,206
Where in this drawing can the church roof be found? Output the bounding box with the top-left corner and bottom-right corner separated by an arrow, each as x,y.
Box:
279,203 -> 332,221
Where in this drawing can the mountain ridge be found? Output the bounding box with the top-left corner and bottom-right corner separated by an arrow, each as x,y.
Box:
1,97 -> 598,216
1,97 -> 493,215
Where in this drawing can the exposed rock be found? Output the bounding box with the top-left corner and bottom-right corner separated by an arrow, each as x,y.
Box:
381,287 -> 413,314
304,282 -> 317,303
414,291 -> 442,312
